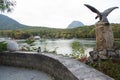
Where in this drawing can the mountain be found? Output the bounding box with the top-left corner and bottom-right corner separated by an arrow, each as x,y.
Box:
67,21 -> 84,28
0,14 -> 28,30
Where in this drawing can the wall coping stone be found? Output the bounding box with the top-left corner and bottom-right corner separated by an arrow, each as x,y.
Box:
0,51 -> 114,80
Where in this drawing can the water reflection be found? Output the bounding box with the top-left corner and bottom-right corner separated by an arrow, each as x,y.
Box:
18,39 -> 96,56
45,39 -> 96,56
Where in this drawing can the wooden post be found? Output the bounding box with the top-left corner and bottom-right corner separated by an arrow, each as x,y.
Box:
95,22 -> 114,51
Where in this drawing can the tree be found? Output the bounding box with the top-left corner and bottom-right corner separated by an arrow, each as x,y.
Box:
0,0 -> 16,13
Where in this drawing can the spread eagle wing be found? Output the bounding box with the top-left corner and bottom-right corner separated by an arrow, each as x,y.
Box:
84,4 -> 102,20
103,7 -> 119,16
84,4 -> 101,15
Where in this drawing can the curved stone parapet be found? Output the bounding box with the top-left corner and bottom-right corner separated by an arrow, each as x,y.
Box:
0,51 -> 114,80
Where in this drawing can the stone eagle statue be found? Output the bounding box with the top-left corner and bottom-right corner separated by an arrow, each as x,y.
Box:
84,4 -> 119,23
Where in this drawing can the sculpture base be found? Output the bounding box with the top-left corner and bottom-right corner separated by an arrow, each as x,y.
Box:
95,22 -> 114,51
88,48 -> 120,64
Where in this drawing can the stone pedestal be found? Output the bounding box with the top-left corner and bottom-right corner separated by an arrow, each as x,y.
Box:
95,22 -> 114,51
88,22 -> 120,64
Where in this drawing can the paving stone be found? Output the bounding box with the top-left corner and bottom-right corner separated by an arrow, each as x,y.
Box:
0,66 -> 53,80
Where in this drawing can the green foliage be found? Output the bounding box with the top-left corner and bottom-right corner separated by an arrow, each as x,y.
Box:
114,39 -> 120,43
69,41 -> 86,59
0,23 -> 120,39
89,59 -> 120,80
0,0 -> 16,13
0,41 -> 7,52
25,38 -> 35,44
13,30 -> 31,39
19,26 -> 95,39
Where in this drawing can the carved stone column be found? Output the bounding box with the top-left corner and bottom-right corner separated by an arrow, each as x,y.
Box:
95,22 -> 114,51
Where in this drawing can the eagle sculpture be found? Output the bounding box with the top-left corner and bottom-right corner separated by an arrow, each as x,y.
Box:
84,4 -> 118,23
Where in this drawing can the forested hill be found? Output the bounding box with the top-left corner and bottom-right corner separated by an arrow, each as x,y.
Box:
0,14 -> 28,30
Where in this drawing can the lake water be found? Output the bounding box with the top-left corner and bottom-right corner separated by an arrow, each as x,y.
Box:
18,39 -> 96,56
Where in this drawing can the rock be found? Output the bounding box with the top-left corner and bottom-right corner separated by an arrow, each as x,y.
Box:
88,48 -> 120,64
89,51 -> 98,61
115,50 -> 120,57
98,49 -> 107,55
107,50 -> 116,57
98,54 -> 108,60
7,40 -> 19,52
87,56 -> 94,64
88,50 -> 108,64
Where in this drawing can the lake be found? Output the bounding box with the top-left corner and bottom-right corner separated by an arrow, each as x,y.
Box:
18,39 -> 96,57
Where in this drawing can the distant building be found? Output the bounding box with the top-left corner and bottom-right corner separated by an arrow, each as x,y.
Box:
34,36 -> 40,40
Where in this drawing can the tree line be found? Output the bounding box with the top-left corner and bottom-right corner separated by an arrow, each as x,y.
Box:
0,23 -> 120,39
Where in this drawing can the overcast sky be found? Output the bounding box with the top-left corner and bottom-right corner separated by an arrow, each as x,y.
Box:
4,0 -> 120,28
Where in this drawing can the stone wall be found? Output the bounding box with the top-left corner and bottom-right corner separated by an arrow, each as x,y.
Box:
0,51 -> 114,80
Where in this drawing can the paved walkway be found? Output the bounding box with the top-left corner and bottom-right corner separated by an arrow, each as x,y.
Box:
0,66 -> 53,80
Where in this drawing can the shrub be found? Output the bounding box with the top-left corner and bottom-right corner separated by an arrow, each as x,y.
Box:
25,38 -> 35,44
89,59 -> 120,80
69,41 -> 87,62
0,41 -> 7,52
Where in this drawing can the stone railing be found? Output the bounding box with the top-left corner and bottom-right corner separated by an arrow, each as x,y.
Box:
0,51 -> 114,80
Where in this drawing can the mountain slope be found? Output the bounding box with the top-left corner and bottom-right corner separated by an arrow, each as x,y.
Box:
67,21 -> 84,28
0,14 -> 28,30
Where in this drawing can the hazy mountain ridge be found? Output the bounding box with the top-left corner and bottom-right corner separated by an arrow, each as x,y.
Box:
0,14 -> 28,30
67,21 -> 84,28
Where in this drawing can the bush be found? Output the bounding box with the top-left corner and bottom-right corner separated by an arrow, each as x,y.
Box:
89,59 -> 120,80
71,41 -> 86,57
25,38 -> 35,44
68,41 -> 87,62
0,41 -> 7,52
